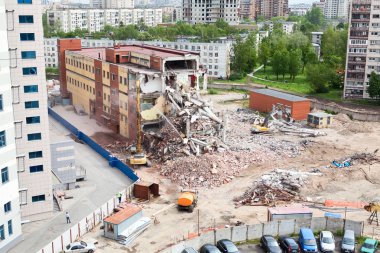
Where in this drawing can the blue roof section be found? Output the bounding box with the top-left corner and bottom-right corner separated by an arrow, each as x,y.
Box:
252,89 -> 309,102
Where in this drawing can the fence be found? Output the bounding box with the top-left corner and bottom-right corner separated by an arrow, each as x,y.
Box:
161,217 -> 364,253
37,186 -> 134,253
48,108 -> 139,182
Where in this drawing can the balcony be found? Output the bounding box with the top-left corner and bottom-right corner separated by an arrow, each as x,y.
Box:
348,60 -> 366,65
351,18 -> 370,22
350,26 -> 369,31
347,69 -> 365,73
352,8 -> 371,14
352,0 -> 371,4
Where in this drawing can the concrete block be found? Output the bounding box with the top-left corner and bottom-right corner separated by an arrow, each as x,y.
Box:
344,220 -> 363,236
278,220 -> 295,236
199,230 -> 215,246
231,226 -> 247,242
294,218 -> 312,233
248,224 -> 263,240
311,217 -> 327,232
215,228 -> 231,242
326,217 -> 344,233
263,221 -> 278,236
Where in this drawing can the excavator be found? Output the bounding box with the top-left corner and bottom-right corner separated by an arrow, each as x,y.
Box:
130,78 -> 148,166
251,104 -> 293,134
364,203 -> 380,226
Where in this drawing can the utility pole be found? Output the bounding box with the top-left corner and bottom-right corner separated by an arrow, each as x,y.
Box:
197,209 -> 200,236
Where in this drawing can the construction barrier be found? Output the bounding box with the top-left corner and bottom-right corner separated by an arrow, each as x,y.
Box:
161,217 -> 365,253
48,108 -> 139,182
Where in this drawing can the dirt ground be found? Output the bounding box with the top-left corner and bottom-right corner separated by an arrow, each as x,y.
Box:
82,91 -> 380,252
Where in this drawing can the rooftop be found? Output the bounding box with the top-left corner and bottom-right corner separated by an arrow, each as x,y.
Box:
72,44 -> 198,60
309,112 -> 332,118
103,205 -> 142,225
251,89 -> 309,102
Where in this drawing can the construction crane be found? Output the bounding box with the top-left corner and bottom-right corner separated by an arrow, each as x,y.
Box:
130,77 -> 148,166
364,202 -> 380,226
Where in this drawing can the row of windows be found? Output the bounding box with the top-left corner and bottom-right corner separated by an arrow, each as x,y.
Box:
66,58 -> 95,74
0,220 -> 13,241
69,77 -> 96,95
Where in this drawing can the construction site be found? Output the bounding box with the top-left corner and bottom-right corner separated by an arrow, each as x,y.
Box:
44,40 -> 380,253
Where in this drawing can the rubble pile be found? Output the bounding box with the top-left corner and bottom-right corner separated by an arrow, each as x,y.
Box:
226,110 -> 304,158
160,151 -> 272,188
234,169 -> 322,206
335,151 -> 380,166
144,89 -> 228,162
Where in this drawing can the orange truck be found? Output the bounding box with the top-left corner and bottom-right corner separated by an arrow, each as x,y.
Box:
177,190 -> 198,213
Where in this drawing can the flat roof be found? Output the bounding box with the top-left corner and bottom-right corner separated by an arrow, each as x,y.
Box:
71,44 -> 198,60
251,89 -> 309,102
269,206 -> 312,215
103,204 -> 142,225
308,112 -> 332,118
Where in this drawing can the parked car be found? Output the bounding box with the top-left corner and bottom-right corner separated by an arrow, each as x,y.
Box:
320,231 -> 335,253
200,244 -> 222,253
341,230 -> 356,253
260,235 -> 282,253
299,228 -> 318,253
65,241 -> 96,253
182,247 -> 199,253
278,237 -> 300,253
216,239 -> 239,253
360,239 -> 378,253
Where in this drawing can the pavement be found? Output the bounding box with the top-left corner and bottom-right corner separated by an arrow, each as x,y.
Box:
8,115 -> 132,253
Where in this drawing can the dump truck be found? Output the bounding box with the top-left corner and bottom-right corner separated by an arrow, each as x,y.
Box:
177,190 -> 198,213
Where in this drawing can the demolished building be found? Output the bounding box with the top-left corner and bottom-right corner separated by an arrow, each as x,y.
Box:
58,38 -> 202,139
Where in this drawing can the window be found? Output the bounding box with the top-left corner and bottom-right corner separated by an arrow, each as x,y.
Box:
27,133 -> 41,141
32,194 -> 45,202
22,67 -> 37,75
24,85 -> 38,93
0,94 -> 3,111
29,151 -> 42,159
4,202 -> 11,213
19,15 -> 34,23
26,116 -> 40,124
20,33 -> 35,41
19,190 -> 27,205
18,0 -> 32,3
0,225 -> 4,240
25,101 -> 39,109
0,131 -> 5,148
21,51 -> 36,59
8,220 -> 13,236
30,165 -> 43,173
1,167 -> 9,183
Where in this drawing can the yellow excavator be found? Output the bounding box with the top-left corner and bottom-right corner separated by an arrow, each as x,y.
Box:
130,78 -> 147,165
364,202 -> 380,226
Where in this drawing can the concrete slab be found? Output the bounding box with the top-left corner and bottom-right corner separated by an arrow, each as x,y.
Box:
8,117 -> 133,253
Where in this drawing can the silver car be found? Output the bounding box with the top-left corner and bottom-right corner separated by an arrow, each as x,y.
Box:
65,241 -> 96,253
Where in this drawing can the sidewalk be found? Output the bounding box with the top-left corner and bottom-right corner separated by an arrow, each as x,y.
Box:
9,116 -> 132,253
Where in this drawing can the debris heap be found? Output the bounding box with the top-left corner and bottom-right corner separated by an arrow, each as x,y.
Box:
234,169 -> 322,206
144,89 -> 227,162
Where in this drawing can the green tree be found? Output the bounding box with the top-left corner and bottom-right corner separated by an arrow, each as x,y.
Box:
305,7 -> 324,28
306,63 -> 333,93
367,72 -> 380,100
258,39 -> 270,72
321,26 -> 348,68
272,49 -> 289,80
288,49 -> 302,81
256,15 -> 265,22
231,35 -> 257,74
301,45 -> 318,73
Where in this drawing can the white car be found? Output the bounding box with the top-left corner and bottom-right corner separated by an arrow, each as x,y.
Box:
320,231 -> 335,253
64,241 -> 96,253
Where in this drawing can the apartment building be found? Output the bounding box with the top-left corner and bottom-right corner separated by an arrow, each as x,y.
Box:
5,0 -> 53,223
313,0 -> 326,14
256,0 -> 289,19
324,0 -> 349,19
344,0 -> 378,99
240,0 -> 255,20
90,0 -> 134,8
47,8 -> 163,32
58,39 -> 200,139
257,21 -> 296,34
311,31 -> 323,45
182,0 -> 240,25
45,38 -> 232,78
0,3 -> 23,252
289,3 -> 311,16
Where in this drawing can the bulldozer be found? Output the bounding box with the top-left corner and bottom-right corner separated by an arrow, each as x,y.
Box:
364,202 -> 380,225
177,189 -> 198,213
130,77 -> 147,166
